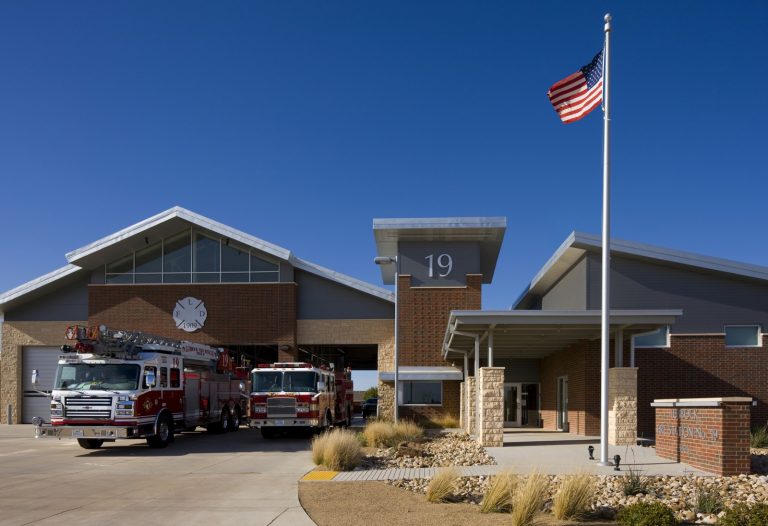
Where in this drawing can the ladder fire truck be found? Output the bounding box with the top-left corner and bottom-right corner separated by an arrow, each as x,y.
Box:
249,362 -> 353,438
32,325 -> 250,449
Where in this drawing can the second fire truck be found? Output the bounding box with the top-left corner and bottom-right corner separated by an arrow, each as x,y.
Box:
249,362 -> 353,438
33,325 -> 250,449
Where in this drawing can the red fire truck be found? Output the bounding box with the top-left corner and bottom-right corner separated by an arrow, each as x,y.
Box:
248,362 -> 354,438
32,325 -> 250,449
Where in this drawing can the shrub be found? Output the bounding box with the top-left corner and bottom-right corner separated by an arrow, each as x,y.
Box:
750,425 -> 768,448
393,420 -> 424,443
310,428 -> 362,471
479,470 -> 517,513
693,484 -> 723,515
425,467 -> 460,503
431,413 -> 460,429
510,472 -> 548,526
720,503 -> 768,526
362,420 -> 424,447
552,473 -> 595,520
362,386 -> 378,400
620,470 -> 649,496
363,421 -> 396,448
617,502 -> 678,526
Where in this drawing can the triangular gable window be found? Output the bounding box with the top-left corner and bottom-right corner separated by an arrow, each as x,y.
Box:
105,229 -> 279,284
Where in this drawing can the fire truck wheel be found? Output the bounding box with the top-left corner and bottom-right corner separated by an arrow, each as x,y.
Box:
219,407 -> 230,432
147,414 -> 173,448
77,438 -> 103,449
228,407 -> 241,432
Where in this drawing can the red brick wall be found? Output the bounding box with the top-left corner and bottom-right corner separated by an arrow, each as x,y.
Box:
396,274 -> 481,422
88,284 -> 297,359
655,402 -> 751,476
397,274 -> 481,367
632,335 -> 768,439
540,339 -> 601,436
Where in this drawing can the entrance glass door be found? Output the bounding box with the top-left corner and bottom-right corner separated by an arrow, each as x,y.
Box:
503,383 -> 521,427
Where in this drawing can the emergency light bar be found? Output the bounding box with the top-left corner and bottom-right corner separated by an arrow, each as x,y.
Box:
258,362 -> 313,369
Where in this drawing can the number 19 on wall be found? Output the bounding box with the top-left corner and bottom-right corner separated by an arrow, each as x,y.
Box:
425,253 -> 453,278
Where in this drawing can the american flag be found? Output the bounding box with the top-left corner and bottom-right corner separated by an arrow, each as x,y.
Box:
547,51 -> 603,124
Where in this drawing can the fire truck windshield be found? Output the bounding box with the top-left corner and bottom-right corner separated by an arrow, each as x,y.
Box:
252,371 -> 318,393
55,364 -> 141,391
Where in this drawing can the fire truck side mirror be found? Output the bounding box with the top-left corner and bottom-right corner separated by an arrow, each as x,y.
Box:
317,380 -> 326,392
145,370 -> 156,388
31,369 -> 39,386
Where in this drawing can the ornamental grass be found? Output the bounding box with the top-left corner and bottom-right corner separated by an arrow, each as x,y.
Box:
425,467 -> 460,503
552,472 -> 595,520
479,470 -> 517,513
510,471 -> 549,526
310,428 -> 362,471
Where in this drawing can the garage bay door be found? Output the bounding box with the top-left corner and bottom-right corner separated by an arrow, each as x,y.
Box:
22,346 -> 61,423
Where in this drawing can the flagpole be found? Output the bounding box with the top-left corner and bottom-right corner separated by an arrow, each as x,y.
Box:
599,13 -> 613,466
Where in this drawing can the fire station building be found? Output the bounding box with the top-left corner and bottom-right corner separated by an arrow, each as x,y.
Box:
0,207 -> 395,423
2,208 -> 768,446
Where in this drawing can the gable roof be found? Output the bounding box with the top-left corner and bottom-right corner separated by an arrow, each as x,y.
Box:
513,231 -> 768,309
0,206 -> 393,312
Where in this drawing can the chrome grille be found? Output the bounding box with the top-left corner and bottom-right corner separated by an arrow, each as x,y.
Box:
64,397 -> 113,419
267,397 -> 296,418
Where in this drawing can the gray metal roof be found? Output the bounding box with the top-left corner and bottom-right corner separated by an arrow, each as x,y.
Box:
513,231 -> 768,309
443,309 -> 682,360
372,216 -> 506,284
1,207 -> 394,312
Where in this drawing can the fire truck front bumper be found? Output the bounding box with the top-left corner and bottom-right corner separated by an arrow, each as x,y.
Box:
249,418 -> 319,428
34,423 -> 135,440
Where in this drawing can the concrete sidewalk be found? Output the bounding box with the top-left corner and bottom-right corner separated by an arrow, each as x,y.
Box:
305,429 -> 711,482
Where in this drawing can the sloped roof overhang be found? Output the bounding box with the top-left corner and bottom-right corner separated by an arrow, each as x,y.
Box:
513,231 -> 768,309
443,309 -> 682,361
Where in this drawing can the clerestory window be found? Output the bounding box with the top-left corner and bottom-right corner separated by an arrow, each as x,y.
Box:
105,229 -> 280,284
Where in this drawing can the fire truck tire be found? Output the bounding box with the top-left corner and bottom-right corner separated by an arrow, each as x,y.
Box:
228,407 -> 241,432
147,414 -> 173,448
219,407 -> 231,432
77,438 -> 103,449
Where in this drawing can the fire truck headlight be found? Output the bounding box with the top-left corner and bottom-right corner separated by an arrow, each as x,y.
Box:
50,401 -> 62,416
252,403 -> 266,414
296,403 -> 309,412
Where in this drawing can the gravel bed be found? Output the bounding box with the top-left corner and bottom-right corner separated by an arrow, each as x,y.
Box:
361,431 -> 496,469
384,448 -> 768,524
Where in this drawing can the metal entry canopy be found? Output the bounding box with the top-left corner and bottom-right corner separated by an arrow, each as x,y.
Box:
443,309 -> 682,362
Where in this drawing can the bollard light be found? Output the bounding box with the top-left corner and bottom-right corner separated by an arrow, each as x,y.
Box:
588,445 -> 595,460
613,454 -> 621,471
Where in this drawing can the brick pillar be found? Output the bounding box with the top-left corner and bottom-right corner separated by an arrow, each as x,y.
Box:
478,367 -> 504,447
466,376 -> 476,434
653,397 -> 752,476
608,368 -> 637,445
459,381 -> 465,430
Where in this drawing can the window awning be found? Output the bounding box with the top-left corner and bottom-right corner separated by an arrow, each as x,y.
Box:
379,366 -> 463,382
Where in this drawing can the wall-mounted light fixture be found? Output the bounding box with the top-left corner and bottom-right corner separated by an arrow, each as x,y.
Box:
613,454 -> 621,471
588,445 -> 595,460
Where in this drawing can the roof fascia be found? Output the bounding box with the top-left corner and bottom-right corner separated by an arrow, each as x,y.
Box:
65,206 -> 293,264
0,264 -> 83,308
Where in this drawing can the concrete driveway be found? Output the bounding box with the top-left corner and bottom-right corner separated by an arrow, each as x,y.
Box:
0,424 -> 315,526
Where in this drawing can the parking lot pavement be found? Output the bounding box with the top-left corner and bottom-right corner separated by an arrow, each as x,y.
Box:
0,425 -> 316,526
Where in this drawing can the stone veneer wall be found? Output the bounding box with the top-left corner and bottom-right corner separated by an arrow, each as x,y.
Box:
478,367 -> 504,447
1,321 -> 85,423
466,376 -> 476,434
608,367 -> 638,445
459,382 -> 465,430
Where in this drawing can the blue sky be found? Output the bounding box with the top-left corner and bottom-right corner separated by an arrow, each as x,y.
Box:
1,2 -> 766,389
